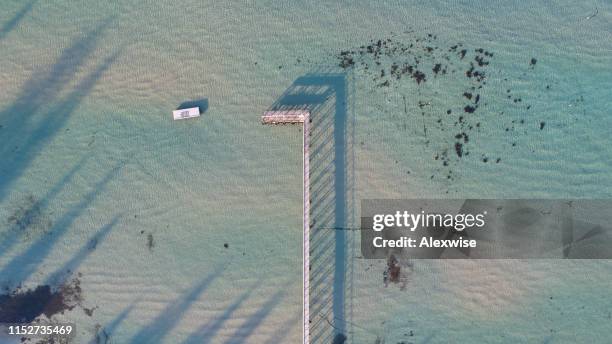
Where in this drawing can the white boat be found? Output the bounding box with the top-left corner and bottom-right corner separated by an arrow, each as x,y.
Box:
172,107 -> 200,120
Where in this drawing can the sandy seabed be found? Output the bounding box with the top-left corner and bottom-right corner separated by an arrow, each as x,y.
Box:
0,0 -> 611,343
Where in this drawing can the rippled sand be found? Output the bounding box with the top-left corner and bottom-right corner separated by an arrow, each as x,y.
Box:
0,0 -> 610,343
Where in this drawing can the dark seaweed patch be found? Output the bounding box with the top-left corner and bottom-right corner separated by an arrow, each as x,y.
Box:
0,277 -> 83,323
475,55 -> 489,67
147,233 -> 154,250
455,142 -> 463,157
6,194 -> 52,240
455,132 -> 469,143
464,105 -> 476,113
412,70 -> 426,84
332,33 -> 544,187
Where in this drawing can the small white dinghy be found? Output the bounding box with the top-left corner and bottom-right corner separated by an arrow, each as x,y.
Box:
172,107 -> 200,120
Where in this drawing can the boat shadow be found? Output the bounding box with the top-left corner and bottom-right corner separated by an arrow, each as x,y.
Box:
176,98 -> 209,113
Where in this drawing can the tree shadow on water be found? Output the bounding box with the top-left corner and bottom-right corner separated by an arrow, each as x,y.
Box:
0,16 -> 122,286
0,160 -> 124,288
0,213 -> 121,326
0,155 -> 88,258
129,264 -> 226,344
0,17 -> 117,204
180,279 -> 261,344
221,291 -> 285,344
0,0 -> 37,42
89,303 -> 134,344
44,214 -> 122,286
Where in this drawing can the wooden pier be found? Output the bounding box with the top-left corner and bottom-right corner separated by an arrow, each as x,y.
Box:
262,110 -> 310,344
261,110 -> 309,124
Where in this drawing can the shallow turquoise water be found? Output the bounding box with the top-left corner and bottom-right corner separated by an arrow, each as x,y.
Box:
0,1 -> 611,343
